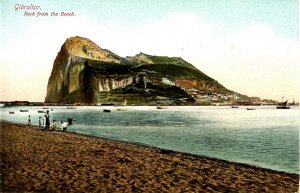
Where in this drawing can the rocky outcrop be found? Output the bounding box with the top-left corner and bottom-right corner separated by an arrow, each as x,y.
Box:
97,77 -> 134,92
45,36 -> 233,104
45,36 -> 126,103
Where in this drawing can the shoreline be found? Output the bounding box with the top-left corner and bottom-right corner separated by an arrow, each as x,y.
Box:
1,103 -> 288,107
2,120 -> 298,175
52,124 -> 299,176
1,121 -> 299,192
2,121 -> 298,175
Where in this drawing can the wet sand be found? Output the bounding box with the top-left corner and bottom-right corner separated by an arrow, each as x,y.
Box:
0,121 -> 299,192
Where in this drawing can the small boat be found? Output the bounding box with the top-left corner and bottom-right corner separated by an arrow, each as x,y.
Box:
9,111 -> 14,114
42,107 -> 49,109
157,106 -> 167,109
247,108 -> 256,110
231,106 -> 238,108
101,103 -> 114,106
103,109 -> 111,112
277,106 -> 290,109
67,106 -> 76,109
38,110 -> 45,113
20,110 -> 28,112
116,100 -> 128,111
276,100 -> 290,109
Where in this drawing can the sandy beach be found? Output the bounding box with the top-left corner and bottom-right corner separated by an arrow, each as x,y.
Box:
0,121 -> 299,192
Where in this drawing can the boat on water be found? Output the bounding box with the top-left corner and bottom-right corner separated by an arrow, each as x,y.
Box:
103,109 -> 111,112
38,110 -> 46,113
116,100 -> 127,111
277,106 -> 290,109
231,106 -> 238,108
20,110 -> 28,112
67,107 -> 76,109
157,106 -> 167,109
276,100 -> 290,109
42,107 -> 49,109
9,111 -> 14,114
101,103 -> 114,106
247,108 -> 256,110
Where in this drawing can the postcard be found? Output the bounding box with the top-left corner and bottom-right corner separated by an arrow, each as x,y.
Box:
1,1 -> 299,192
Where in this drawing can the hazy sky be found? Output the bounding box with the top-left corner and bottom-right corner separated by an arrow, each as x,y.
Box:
1,0 -> 299,102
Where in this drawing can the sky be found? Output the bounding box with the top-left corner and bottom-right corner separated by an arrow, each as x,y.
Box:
0,0 -> 299,102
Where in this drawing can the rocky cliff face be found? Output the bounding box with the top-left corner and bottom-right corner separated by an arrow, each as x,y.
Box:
45,36 -> 126,103
45,36 -> 233,105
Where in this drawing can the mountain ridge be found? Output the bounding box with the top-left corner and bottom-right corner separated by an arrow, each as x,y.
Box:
45,36 -> 246,105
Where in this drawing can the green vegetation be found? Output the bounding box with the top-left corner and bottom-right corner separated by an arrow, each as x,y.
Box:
146,83 -> 190,98
85,54 -> 215,81
110,81 -> 193,102
147,55 -> 196,69
135,64 -> 214,81
86,59 -> 132,75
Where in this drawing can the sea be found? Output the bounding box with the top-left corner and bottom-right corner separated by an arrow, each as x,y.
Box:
0,105 -> 299,174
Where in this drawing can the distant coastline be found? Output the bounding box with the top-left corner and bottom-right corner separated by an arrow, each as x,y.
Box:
1,100 -> 295,107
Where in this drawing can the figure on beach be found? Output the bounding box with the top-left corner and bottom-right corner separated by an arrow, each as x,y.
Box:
60,121 -> 68,132
68,118 -> 73,125
27,115 -> 31,126
44,110 -> 50,130
50,120 -> 57,131
38,116 -> 42,127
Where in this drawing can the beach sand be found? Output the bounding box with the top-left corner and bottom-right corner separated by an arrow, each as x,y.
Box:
0,121 -> 299,192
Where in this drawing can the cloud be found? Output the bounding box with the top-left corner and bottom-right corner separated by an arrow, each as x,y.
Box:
202,24 -> 300,101
136,13 -> 216,54
226,25 -> 298,56
0,16 -> 101,101
87,13 -> 217,57
1,13 -> 298,101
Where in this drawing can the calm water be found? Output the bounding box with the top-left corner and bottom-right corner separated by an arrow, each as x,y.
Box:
0,105 -> 299,174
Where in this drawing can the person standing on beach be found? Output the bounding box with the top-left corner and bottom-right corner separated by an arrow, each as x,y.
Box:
27,115 -> 31,126
44,110 -> 50,130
